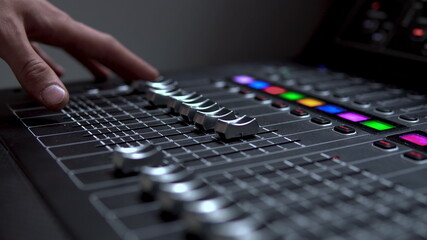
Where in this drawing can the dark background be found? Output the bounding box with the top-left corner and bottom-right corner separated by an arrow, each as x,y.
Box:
0,0 -> 333,89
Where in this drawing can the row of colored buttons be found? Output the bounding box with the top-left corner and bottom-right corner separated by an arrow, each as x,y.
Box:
232,75 -> 397,132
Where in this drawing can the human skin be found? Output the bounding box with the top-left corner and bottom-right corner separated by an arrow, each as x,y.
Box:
0,0 -> 159,110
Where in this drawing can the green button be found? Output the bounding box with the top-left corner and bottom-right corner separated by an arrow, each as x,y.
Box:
361,120 -> 395,131
279,92 -> 305,101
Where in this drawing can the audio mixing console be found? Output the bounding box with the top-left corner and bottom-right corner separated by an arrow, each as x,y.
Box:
3,61 -> 427,239
4,0 -> 427,239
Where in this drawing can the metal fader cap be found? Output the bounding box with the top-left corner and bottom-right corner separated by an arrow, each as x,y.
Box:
215,115 -> 259,140
113,144 -> 164,174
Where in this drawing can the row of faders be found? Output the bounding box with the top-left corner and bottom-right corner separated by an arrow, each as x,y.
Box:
111,79 -> 277,239
143,77 -> 260,140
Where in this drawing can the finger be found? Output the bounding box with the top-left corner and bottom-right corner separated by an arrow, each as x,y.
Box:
31,42 -> 65,77
67,51 -> 111,79
0,25 -> 69,110
35,14 -> 159,81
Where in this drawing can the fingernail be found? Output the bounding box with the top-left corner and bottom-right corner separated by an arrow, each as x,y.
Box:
41,85 -> 66,105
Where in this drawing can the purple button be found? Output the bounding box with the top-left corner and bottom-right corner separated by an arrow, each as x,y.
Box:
337,112 -> 370,122
233,75 -> 254,84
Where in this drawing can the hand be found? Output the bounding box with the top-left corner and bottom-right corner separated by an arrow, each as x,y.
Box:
0,0 -> 159,110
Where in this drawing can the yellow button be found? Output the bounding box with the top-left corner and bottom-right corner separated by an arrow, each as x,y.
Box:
297,98 -> 325,107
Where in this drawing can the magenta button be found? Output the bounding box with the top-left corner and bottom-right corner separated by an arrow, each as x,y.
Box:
337,112 -> 370,122
400,134 -> 427,146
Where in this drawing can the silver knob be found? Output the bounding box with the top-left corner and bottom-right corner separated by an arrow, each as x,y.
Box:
146,78 -> 178,90
112,144 -> 164,174
179,99 -> 219,123
146,87 -> 182,106
215,115 -> 259,140
140,168 -> 190,194
158,181 -> 213,214
194,107 -> 236,131
167,93 -> 204,113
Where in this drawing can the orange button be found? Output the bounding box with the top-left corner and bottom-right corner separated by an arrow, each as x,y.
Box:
297,98 -> 325,107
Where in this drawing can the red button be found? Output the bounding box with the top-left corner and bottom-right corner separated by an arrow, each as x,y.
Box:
412,28 -> 426,38
404,151 -> 427,161
334,125 -> 356,134
263,86 -> 286,95
373,140 -> 397,150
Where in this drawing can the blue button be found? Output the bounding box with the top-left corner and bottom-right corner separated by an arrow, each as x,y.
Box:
248,81 -> 270,89
316,104 -> 346,114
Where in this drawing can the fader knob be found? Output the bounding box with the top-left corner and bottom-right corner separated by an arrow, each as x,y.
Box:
146,78 -> 178,90
180,99 -> 219,123
158,183 -> 215,214
215,115 -> 259,140
112,144 -> 164,174
194,107 -> 236,131
183,196 -> 234,232
146,87 -> 182,106
140,168 -> 191,194
168,93 -> 204,113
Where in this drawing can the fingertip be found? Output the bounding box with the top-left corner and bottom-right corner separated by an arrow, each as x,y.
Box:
145,67 -> 160,82
40,84 -> 69,110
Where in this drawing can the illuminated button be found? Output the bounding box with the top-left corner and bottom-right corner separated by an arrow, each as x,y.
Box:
279,92 -> 305,101
373,140 -> 397,150
404,151 -> 427,161
361,120 -> 395,131
334,125 -> 356,134
337,112 -> 370,122
248,81 -> 270,89
400,133 -> 427,146
263,86 -> 286,95
233,75 -> 254,84
297,98 -> 325,107
412,28 -> 426,40
291,109 -> 310,117
317,104 -> 346,114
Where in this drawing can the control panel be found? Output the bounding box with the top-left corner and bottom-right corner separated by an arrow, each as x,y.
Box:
4,62 -> 427,239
